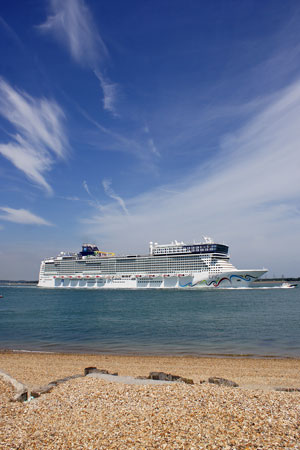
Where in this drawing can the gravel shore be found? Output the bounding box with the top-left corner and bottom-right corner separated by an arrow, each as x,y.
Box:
1,351 -> 300,449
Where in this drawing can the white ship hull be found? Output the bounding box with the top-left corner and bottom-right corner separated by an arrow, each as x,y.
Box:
38,240 -> 267,289
38,269 -> 266,289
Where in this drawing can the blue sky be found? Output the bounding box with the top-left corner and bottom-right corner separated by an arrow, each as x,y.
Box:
0,0 -> 300,279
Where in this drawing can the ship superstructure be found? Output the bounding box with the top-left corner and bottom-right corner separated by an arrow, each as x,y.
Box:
38,238 -> 267,289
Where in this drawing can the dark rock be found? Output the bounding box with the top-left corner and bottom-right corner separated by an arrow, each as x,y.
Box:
84,367 -> 98,376
179,377 -> 194,385
31,385 -> 54,397
208,377 -> 239,387
148,372 -> 194,384
275,387 -> 300,392
148,371 -> 172,381
84,367 -> 116,376
31,391 -> 41,398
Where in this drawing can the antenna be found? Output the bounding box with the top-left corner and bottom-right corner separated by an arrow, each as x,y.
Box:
203,236 -> 213,243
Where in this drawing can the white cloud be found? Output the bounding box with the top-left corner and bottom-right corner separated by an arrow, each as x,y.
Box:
39,0 -> 118,115
143,123 -> 160,156
38,0 -> 107,66
0,78 -> 68,193
59,195 -> 81,201
94,70 -> 119,115
82,79 -> 300,276
82,180 -> 92,197
82,180 -> 104,212
148,138 -> 160,156
0,207 -> 52,225
102,179 -> 129,215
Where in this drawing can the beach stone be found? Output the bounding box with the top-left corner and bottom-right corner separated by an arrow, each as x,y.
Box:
12,388 -> 29,402
84,367 -> 118,376
87,373 -> 173,385
180,376 -> 194,385
148,372 -> 194,384
0,368 -> 29,402
275,387 -> 300,392
84,367 -> 98,376
148,371 -> 175,381
31,385 -> 54,397
208,377 -> 239,387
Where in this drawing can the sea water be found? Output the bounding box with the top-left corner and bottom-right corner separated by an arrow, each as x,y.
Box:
0,285 -> 299,357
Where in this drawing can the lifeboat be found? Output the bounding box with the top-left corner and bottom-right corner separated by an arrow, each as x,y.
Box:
163,274 -> 170,277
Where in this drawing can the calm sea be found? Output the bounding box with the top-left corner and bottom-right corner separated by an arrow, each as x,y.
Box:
0,285 -> 299,357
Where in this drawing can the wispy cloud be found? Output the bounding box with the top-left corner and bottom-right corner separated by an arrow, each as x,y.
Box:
74,103 -> 160,170
94,70 -> 119,116
144,123 -> 160,156
147,138 -> 160,157
59,195 -> 81,202
82,79 -> 300,275
0,207 -> 52,225
82,180 -> 92,197
102,179 -> 129,215
0,78 -> 68,193
0,16 -> 23,48
38,0 -> 107,65
82,180 -> 104,211
39,0 -> 118,114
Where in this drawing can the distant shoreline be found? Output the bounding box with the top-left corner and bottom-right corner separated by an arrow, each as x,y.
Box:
0,348 -> 299,360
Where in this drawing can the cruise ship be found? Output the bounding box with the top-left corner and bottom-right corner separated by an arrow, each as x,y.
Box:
38,238 -> 267,289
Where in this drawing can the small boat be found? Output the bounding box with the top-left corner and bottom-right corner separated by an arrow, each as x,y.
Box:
0,295 -> 3,298
281,282 -> 297,288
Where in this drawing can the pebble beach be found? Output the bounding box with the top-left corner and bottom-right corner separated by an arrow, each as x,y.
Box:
1,351 -> 300,449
